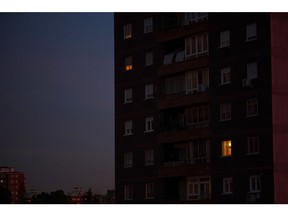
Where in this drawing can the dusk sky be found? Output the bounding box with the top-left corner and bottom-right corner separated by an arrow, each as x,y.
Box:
0,13 -> 114,194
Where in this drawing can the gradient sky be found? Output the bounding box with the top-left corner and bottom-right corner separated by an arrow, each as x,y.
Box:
0,13 -> 114,194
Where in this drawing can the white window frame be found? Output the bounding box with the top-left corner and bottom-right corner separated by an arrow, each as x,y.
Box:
145,51 -> 153,66
247,62 -> 258,79
246,23 -> 257,41
185,105 -> 210,126
186,68 -> 209,94
246,98 -> 258,117
247,136 -> 260,155
145,117 -> 154,133
144,17 -> 153,33
220,103 -> 232,121
124,120 -> 133,136
145,149 -> 154,166
184,13 -> 208,25
124,88 -> 133,104
124,185 -> 133,200
124,23 -> 132,39
220,30 -> 230,48
145,183 -> 155,199
220,67 -> 231,85
123,152 -> 133,168
186,140 -> 210,164
185,33 -> 208,59
187,176 -> 211,200
125,56 -> 133,71
145,84 -> 154,99
249,175 -> 261,193
222,177 -> 233,195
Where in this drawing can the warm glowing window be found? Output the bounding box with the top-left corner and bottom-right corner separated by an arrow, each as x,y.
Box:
124,23 -> 132,39
222,140 -> 232,157
125,56 -> 132,71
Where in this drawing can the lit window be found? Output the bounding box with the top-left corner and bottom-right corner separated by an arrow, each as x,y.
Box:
247,98 -> 258,117
124,152 -> 133,168
220,103 -> 231,121
223,177 -> 233,194
124,185 -> 133,200
249,175 -> 261,192
145,84 -> 154,99
145,183 -> 154,199
220,67 -> 231,84
124,120 -> 133,136
220,30 -> 230,47
222,140 -> 232,157
145,117 -> 154,132
246,23 -> 257,41
145,51 -> 153,66
247,136 -> 259,155
247,62 -> 258,79
187,176 -> 211,200
185,33 -> 208,59
124,88 -> 133,103
125,56 -> 132,71
145,150 -> 154,166
124,23 -> 132,39
144,17 -> 153,33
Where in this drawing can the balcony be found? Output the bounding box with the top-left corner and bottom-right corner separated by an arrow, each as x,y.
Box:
159,163 -> 211,177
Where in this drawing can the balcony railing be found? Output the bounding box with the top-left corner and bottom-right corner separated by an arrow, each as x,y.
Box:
163,158 -> 210,167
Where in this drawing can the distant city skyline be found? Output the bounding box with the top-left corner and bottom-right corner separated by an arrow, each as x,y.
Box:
0,13 -> 114,194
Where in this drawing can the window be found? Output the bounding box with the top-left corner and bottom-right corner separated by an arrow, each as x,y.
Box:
145,183 -> 155,199
145,51 -> 153,66
247,62 -> 258,79
186,140 -> 210,164
187,176 -> 211,200
223,177 -> 233,194
247,136 -> 259,155
186,68 -> 209,94
186,105 -> 210,126
145,84 -> 154,99
220,30 -> 230,47
124,120 -> 133,136
222,140 -> 232,157
246,23 -> 257,41
220,67 -> 231,84
220,103 -> 231,121
249,175 -> 261,193
124,88 -> 132,103
124,185 -> 133,200
124,152 -> 133,168
144,17 -> 153,33
184,13 -> 208,25
125,56 -> 133,71
145,117 -> 154,132
145,149 -> 154,165
124,23 -> 132,39
247,98 -> 258,117
164,76 -> 185,96
185,33 -> 208,58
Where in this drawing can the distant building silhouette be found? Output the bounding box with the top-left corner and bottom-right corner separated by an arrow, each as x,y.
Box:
114,13 -> 288,203
0,166 -> 26,203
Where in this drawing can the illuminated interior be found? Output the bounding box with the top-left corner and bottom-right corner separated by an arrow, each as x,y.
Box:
222,140 -> 232,156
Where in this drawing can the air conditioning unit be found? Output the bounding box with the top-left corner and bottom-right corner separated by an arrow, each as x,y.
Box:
242,78 -> 253,87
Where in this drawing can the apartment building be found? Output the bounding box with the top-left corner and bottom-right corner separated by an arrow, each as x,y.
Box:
114,13 -> 288,204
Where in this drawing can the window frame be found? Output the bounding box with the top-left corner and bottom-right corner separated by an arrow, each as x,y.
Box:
145,149 -> 154,166
123,152 -> 133,168
185,33 -> 208,59
124,120 -> 133,136
145,183 -> 155,199
222,177 -> 233,195
249,175 -> 261,193
145,84 -> 154,99
246,98 -> 258,117
220,30 -> 230,48
144,17 -> 153,33
247,62 -> 258,79
247,136 -> 260,155
220,67 -> 231,85
124,88 -> 133,104
123,23 -> 132,40
246,23 -> 257,41
220,103 -> 232,121
145,117 -> 154,133
124,185 -> 133,200
187,176 -> 211,200
145,51 -> 153,66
